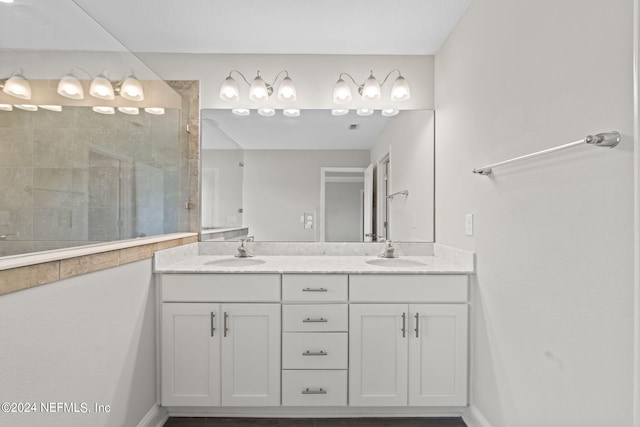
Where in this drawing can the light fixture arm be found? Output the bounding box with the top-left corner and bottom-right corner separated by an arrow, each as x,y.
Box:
379,69 -> 403,87
226,70 -> 253,87
339,72 -> 363,88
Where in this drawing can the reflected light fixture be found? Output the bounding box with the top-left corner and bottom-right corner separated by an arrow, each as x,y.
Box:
39,105 -> 62,112
1,68 -> 32,100
57,69 -> 85,99
117,71 -> 144,101
283,108 -> 300,117
0,104 -> 13,111
117,106 -> 139,115
381,109 -> 399,117
332,70 -> 411,104
356,109 -> 374,116
231,108 -> 251,116
258,108 -> 275,117
14,104 -> 38,111
331,109 -> 349,116
220,70 -> 297,103
0,0 -> 15,3
93,106 -> 115,115
90,69 -> 115,100
145,107 -> 165,115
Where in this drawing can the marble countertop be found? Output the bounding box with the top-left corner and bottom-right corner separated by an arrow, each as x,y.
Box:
154,255 -> 472,274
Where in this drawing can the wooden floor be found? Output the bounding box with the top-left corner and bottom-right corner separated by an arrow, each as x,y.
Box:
163,417 -> 467,427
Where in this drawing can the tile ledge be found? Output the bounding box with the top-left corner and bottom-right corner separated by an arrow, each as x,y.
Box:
0,233 -> 198,271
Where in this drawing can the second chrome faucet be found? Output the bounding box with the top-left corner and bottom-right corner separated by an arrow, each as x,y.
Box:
235,236 -> 255,258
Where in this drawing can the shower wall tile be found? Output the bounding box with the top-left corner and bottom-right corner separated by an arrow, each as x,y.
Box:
0,109 -> 31,129
33,208 -> 88,241
0,208 -> 34,240
0,168 -> 32,208
88,207 -> 120,241
0,128 -> 33,167
33,109 -> 76,129
32,168 -> 88,208
33,128 -> 86,168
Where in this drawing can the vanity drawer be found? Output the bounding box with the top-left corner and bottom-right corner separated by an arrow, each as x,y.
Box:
161,274 -> 281,302
282,333 -> 348,369
282,304 -> 348,332
282,274 -> 348,302
349,274 -> 468,303
282,370 -> 347,406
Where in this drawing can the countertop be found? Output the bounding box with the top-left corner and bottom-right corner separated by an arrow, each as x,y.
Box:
154,255 -> 473,275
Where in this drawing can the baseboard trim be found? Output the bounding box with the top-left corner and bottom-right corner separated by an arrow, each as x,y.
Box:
462,405 -> 493,427
137,404 -> 169,427
166,406 -> 466,418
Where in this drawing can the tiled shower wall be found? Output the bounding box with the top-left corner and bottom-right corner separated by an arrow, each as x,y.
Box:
0,106 -> 188,257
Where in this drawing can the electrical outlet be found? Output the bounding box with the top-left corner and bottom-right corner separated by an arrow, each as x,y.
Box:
465,213 -> 474,236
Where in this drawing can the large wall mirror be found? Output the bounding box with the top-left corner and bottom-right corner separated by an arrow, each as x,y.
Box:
200,109 -> 434,242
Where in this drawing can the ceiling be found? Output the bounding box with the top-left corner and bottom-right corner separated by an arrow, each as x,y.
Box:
54,0 -> 472,55
201,109 -> 394,150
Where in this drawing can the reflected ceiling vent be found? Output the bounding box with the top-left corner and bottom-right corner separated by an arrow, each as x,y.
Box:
349,124 -> 360,130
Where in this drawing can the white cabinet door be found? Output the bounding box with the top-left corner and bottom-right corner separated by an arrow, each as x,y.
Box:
221,304 -> 281,406
349,304 -> 408,406
161,303 -> 220,406
409,304 -> 468,406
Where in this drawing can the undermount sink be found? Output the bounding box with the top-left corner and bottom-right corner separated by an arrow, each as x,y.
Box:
205,258 -> 266,267
365,258 -> 428,268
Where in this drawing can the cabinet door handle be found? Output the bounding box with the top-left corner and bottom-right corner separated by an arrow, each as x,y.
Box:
302,287 -> 328,292
302,350 -> 328,356
223,312 -> 229,337
401,312 -> 406,338
303,317 -> 328,323
211,312 -> 216,337
302,388 -> 327,395
414,313 -> 419,338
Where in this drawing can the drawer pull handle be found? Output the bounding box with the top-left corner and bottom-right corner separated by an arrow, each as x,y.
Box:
302,350 -> 328,356
210,312 -> 216,337
415,312 -> 419,338
302,388 -> 327,395
303,317 -> 328,323
302,287 -> 328,292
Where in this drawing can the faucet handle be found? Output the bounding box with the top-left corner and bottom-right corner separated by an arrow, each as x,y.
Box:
246,235 -> 255,242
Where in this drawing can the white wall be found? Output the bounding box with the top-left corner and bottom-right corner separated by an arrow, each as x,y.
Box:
370,110 -> 435,242
435,0 -> 635,426
0,260 -> 157,427
243,150 -> 370,241
138,53 -> 434,110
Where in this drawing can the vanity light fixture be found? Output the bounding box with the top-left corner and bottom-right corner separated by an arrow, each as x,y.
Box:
283,108 -> 300,117
258,108 -> 276,117
93,106 -> 115,115
39,105 -> 62,112
1,68 -> 32,100
332,70 -> 411,104
144,107 -> 165,115
0,104 -> 13,111
356,109 -> 374,116
57,69 -> 85,99
220,70 -> 297,103
331,109 -> 349,116
232,108 -> 251,116
117,71 -> 144,101
381,109 -> 399,117
14,104 -> 38,111
117,106 -> 139,115
90,70 -> 115,100
0,0 -> 15,3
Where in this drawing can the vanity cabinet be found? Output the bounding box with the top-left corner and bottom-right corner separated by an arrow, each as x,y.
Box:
160,274 -> 281,407
158,271 -> 469,410
349,275 -> 468,407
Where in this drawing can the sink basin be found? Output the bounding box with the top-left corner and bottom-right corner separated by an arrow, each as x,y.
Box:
205,258 -> 266,267
366,258 -> 427,268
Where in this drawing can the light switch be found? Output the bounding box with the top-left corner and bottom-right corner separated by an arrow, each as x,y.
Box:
465,213 -> 474,236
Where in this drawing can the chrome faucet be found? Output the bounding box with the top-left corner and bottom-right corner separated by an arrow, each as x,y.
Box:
235,236 -> 255,258
379,240 -> 398,258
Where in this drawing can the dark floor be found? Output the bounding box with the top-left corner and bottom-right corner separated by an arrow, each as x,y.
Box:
164,417 -> 467,427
